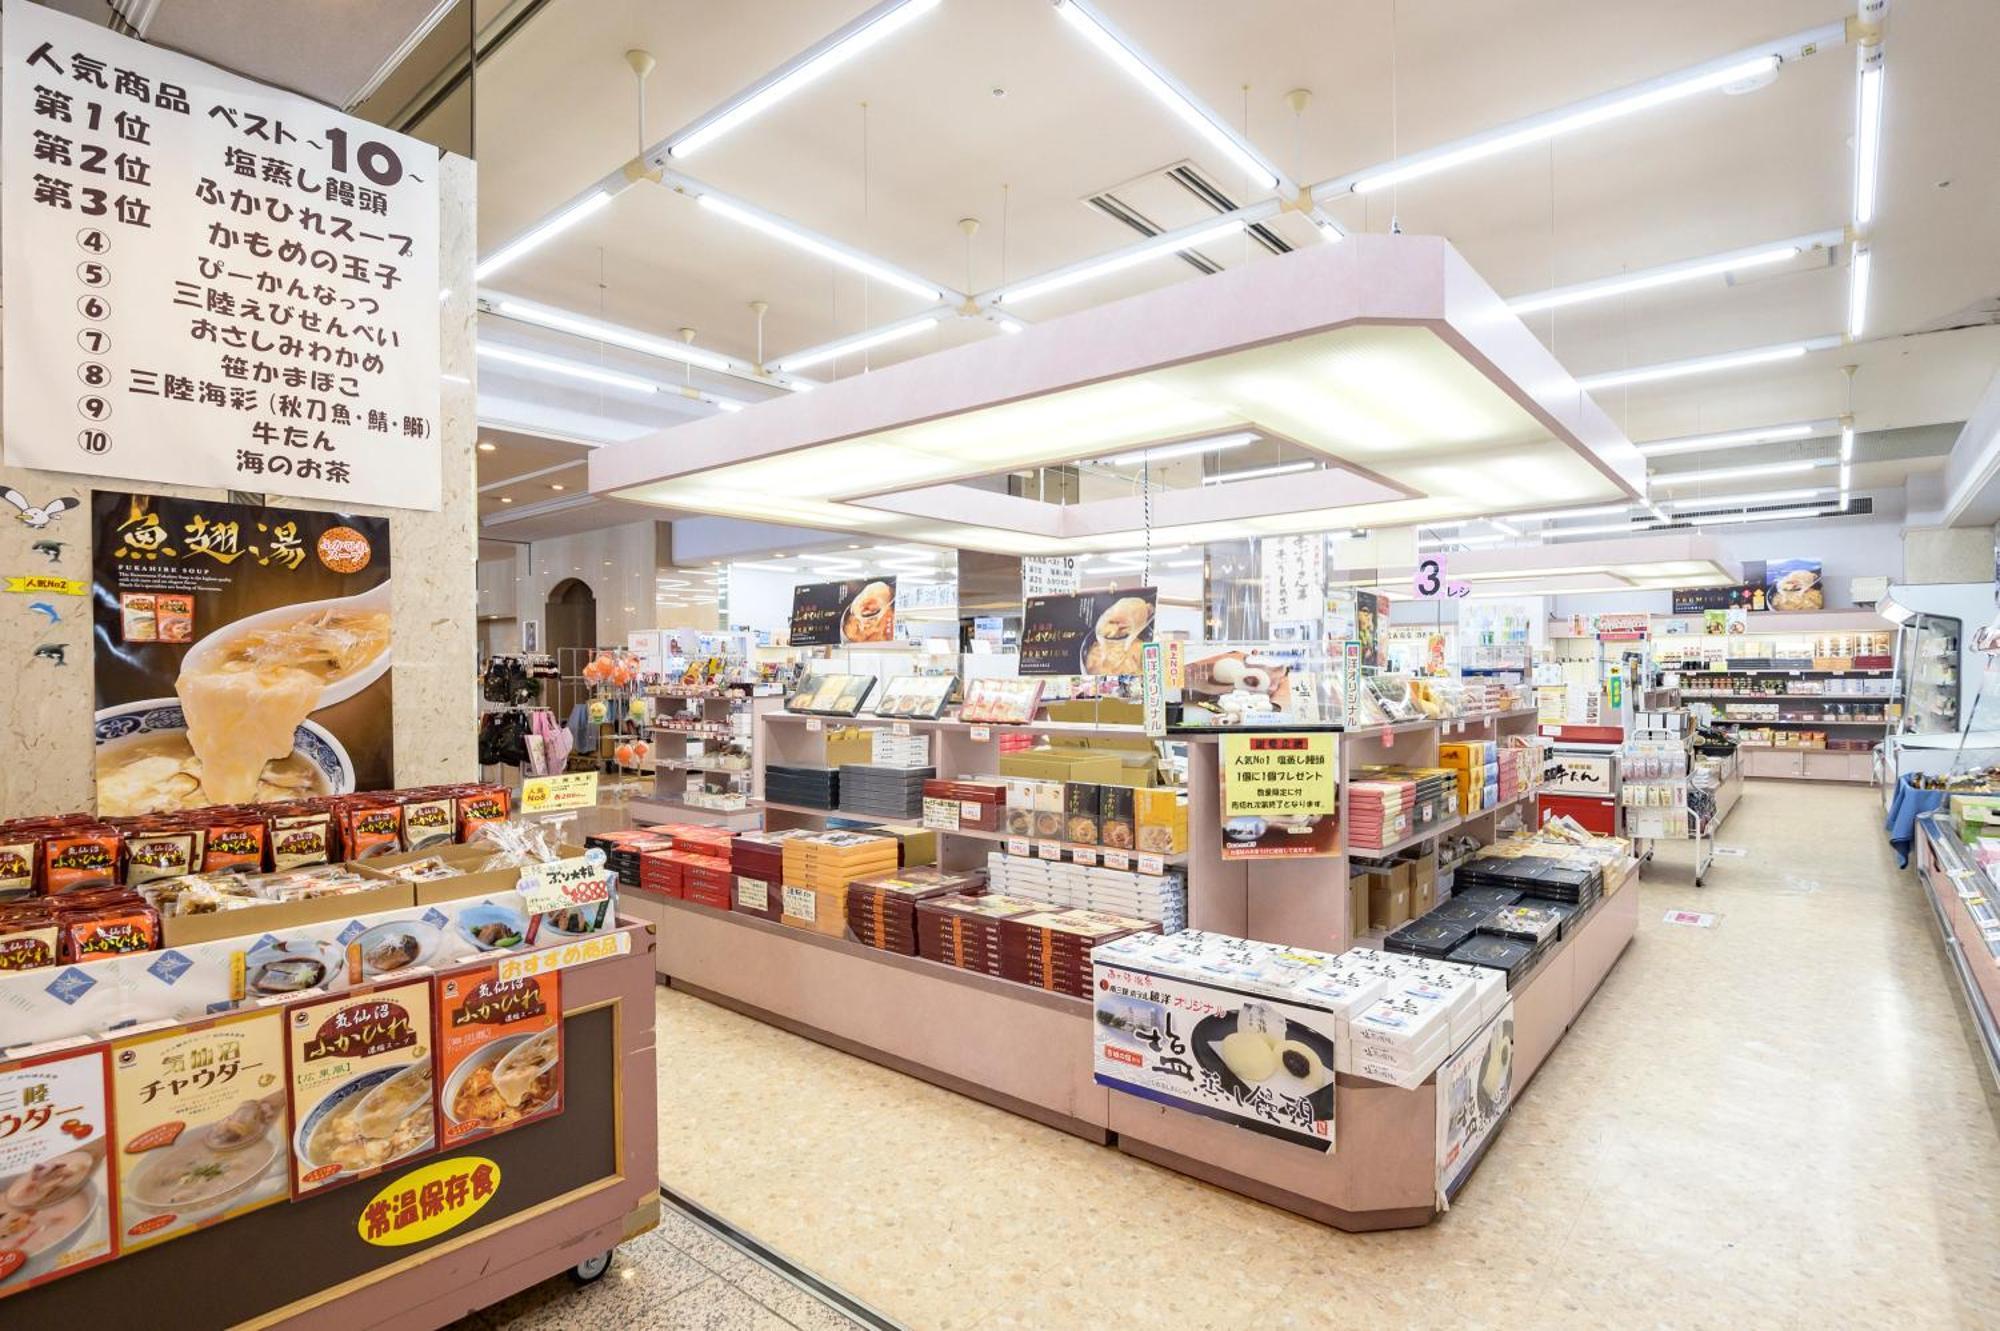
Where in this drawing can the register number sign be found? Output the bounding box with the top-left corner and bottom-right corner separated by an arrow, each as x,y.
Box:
0,3 -> 442,509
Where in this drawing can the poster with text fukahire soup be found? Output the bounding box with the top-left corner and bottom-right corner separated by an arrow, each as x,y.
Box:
91,491 -> 392,816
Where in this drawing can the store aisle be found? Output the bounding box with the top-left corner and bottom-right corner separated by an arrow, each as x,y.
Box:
631,781 -> 2000,1330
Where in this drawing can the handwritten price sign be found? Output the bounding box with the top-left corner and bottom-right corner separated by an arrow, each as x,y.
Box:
518,851 -> 615,916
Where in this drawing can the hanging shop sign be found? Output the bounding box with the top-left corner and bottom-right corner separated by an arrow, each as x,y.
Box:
1021,556 -> 1079,599
1093,958 -> 1337,1152
1218,733 -> 1339,859
0,3 -> 442,509
0,1042 -> 116,1299
1594,612 -> 1650,642
1355,590 -> 1385,668
1670,584 -> 1761,613
1259,534 -> 1323,624
1763,558 -> 1824,611
1020,588 -> 1156,676
788,577 -> 897,646
1436,1003 -> 1516,1198
90,491 -> 392,816
1411,553 -> 1469,600
1140,641 -> 1166,737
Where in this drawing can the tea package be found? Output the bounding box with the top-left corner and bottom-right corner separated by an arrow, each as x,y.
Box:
284,979 -> 437,1198
0,1043 -> 116,1299
110,1008 -> 289,1252
435,964 -> 562,1149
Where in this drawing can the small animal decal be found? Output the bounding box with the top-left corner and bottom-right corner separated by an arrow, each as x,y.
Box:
30,540 -> 65,564
32,643 -> 66,666
27,601 -> 59,625
1,489 -> 79,529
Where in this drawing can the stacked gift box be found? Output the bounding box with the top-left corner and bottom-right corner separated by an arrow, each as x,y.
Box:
997,908 -> 1157,997
1347,778 -> 1414,851
837,764 -> 936,821
1438,741 -> 1498,815
846,866 -> 987,954
915,893 -> 1047,976
920,778 -> 1007,833
984,850 -> 1186,929
766,764 -> 840,810
779,831 -> 901,937
586,827 -> 674,890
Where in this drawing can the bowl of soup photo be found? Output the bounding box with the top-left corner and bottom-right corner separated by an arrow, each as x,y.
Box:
441,1029 -> 560,1136
93,700 -> 353,817
178,580 -> 392,712
0,1151 -> 100,1279
293,1061 -> 435,1183
124,1098 -> 285,1219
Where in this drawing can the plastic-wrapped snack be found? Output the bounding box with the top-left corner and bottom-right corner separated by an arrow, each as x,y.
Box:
464,818 -> 567,869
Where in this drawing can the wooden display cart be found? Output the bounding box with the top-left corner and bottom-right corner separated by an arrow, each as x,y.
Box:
8,922 -> 660,1331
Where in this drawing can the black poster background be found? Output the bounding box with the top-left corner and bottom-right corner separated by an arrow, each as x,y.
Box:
1671,560 -> 1769,613
1020,589 -> 1158,676
91,491 -> 393,814
788,577 -> 896,646
1355,590 -> 1385,669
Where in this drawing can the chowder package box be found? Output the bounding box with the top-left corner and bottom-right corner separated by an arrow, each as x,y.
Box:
0,1043 -> 117,1299
284,978 -> 437,1198
110,1008 -> 289,1252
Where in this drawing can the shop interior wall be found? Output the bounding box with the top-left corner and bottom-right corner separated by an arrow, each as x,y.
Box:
0,155 -> 478,818
474,519 -> 670,659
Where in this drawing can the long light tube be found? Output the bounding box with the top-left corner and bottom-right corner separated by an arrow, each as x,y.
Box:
1200,460 -> 1316,486
1100,431 -> 1259,467
1509,241 -> 1807,315
1665,487 -> 1831,509
1840,424 -> 1855,461
1576,340 -> 1817,392
476,343 -> 658,394
1651,460 -> 1825,485
697,193 -> 943,301
1052,0 -> 1281,191
1636,421 -> 1823,457
666,0 -> 942,159
1538,519 -> 1661,537
1487,518 -> 1523,537
492,298 -> 731,372
1853,59 -> 1885,227
1511,503 -> 1638,522
1417,533 -> 1508,551
1352,56 -> 1778,195
1847,245 -> 1872,337
770,316 -> 938,372
994,217 -> 1247,305
475,191 -> 614,281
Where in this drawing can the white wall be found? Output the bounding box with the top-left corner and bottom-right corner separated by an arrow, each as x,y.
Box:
474,520 -> 668,655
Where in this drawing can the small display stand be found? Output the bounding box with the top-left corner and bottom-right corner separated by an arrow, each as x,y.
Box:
7,922 -> 660,1331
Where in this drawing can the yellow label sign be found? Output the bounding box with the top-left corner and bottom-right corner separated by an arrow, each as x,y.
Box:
1221,733 -> 1336,817
357,1156 -> 501,1247
520,770 -> 599,813
4,574 -> 85,595
495,929 -> 631,984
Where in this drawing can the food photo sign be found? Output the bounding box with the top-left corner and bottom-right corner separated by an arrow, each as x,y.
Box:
90,491 -> 392,816
0,1044 -> 116,1300
789,577 -> 897,646
1020,589 -> 1157,676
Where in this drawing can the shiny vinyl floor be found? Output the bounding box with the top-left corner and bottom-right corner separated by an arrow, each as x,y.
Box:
491,781 -> 2000,1329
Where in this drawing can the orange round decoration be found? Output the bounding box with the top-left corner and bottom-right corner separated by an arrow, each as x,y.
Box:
316,526 -> 374,573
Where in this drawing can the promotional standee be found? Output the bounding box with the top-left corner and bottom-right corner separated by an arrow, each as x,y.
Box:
1021,588 -> 1158,676
91,491 -> 393,815
789,577 -> 897,646
0,2 -> 444,510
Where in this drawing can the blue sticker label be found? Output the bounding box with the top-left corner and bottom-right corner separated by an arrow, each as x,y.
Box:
337,921 -> 367,945
147,950 -> 193,985
421,907 -> 449,930
206,1000 -> 237,1014
44,967 -> 96,1005
255,934 -> 279,952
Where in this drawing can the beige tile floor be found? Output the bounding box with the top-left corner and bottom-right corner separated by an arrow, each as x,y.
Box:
491,781 -> 2000,1329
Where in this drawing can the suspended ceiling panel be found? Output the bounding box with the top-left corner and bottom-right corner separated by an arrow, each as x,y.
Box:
592,234 -> 1648,554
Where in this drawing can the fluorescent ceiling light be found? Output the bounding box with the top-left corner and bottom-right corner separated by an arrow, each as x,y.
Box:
1352,55 -> 1778,195
996,317 -> 1025,334
476,343 -> 657,394
1665,487 -> 1831,509
1840,425 -> 1854,461
1511,503 -> 1635,521
1053,0 -> 1279,191
772,316 -> 938,372
731,561 -> 801,573
1162,557 -> 1205,569
1840,463 -> 1852,493
1099,431 -> 1259,466
1540,519 -> 1659,537
666,0 -> 942,158
1576,340 -> 1813,391
697,193 -> 942,302
713,397 -> 746,413
1418,533 -> 1508,550
1847,245 -> 1871,338
1199,460 -> 1315,485
1636,422 -> 1819,457
1853,61 -> 1884,227
1509,242 -> 1803,315
1652,459 -> 1824,485
475,190 -> 613,281
1683,504 -> 1842,526
995,218 -> 1246,305
491,299 -> 731,372
1487,518 -> 1522,537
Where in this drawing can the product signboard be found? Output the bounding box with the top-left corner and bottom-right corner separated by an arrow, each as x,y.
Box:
1436,1003 -> 1516,1196
1764,558 -> 1824,611
1093,958 -> 1337,1151
1021,556 -> 1079,599
284,979 -> 436,1199
1020,588 -> 1157,676
1355,591 -> 1385,668
788,577 -> 897,646
0,1043 -> 116,1299
1594,612 -> 1650,642
0,3 -> 442,509
434,965 -> 562,1150
1218,733 -> 1339,859
1260,534 -> 1323,624
90,491 -> 392,816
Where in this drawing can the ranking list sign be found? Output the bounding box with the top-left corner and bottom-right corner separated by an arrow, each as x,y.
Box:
1,3 -> 442,509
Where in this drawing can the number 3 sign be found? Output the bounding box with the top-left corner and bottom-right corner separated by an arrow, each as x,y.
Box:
1413,555 -> 1470,599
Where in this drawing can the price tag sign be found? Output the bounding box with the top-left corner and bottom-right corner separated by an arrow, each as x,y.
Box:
1072,849 -> 1097,867
517,851 -> 615,916
1137,854 -> 1165,876
805,717 -> 823,732
1006,837 -> 1030,857
1036,841 -> 1062,861
1102,850 -> 1131,871
891,721 -> 912,736
969,726 -> 991,742
519,770 -> 599,814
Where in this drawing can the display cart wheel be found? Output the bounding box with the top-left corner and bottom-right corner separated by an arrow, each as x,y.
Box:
572,1250 -> 615,1285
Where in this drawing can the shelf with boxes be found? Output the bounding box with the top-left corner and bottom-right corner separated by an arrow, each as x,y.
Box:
647,689 -> 781,821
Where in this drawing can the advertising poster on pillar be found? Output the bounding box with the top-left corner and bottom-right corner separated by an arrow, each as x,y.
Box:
91,491 -> 392,817
1020,589 -> 1158,676
789,577 -> 897,646
1355,590 -> 1386,669
0,2 -> 443,510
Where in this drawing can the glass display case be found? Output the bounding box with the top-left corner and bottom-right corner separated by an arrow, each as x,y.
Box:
1897,612 -> 1962,736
